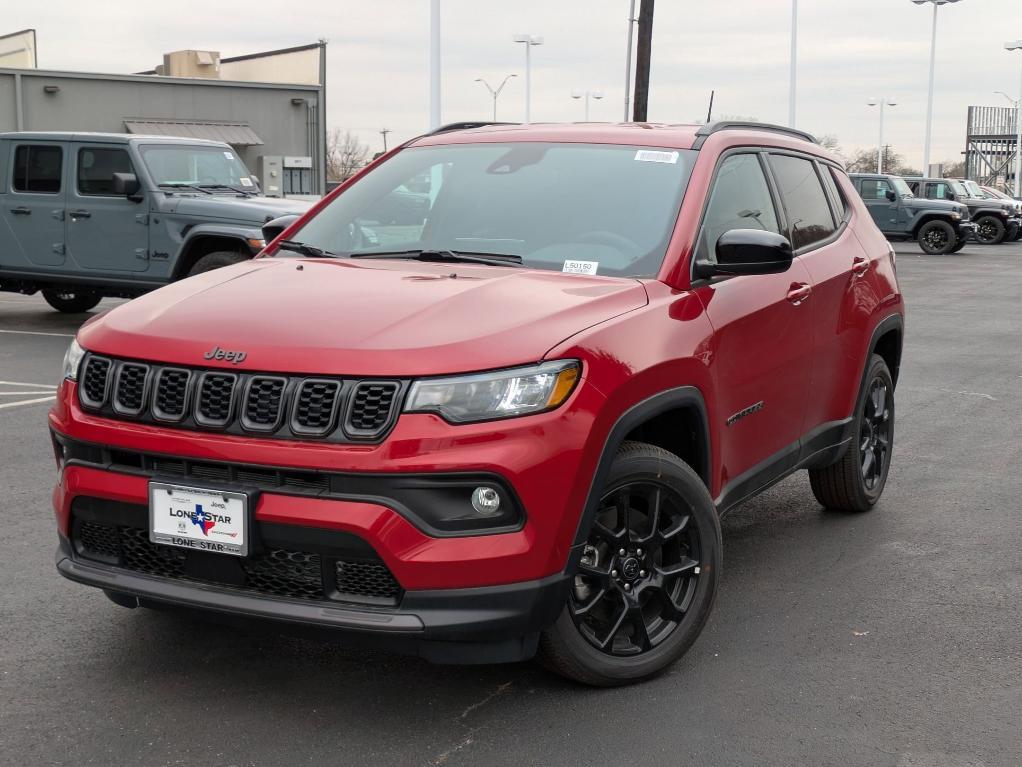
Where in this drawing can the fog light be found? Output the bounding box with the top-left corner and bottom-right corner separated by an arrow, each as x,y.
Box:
471,487 -> 501,515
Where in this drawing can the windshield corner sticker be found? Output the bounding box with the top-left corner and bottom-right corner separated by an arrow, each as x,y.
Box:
562,260 -> 599,275
223,151 -> 235,160
635,150 -> 679,164
239,177 -> 254,187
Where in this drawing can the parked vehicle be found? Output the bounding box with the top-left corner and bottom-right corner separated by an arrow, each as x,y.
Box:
0,132 -> 312,312
849,173 -> 973,254
50,121 -> 904,686
977,185 -> 1022,240
904,176 -> 1019,245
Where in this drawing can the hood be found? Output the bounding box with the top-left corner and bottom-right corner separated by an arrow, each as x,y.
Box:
165,195 -> 313,225
79,259 -> 648,376
903,196 -> 958,211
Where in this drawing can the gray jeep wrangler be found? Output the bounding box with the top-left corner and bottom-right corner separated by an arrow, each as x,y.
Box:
849,172 -> 974,255
0,132 -> 312,312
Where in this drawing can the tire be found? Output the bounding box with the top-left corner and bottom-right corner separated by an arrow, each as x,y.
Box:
537,441 -> 721,687
950,238 -> 967,253
916,220 -> 956,255
809,354 -> 894,512
187,250 -> 248,277
41,290 -> 101,313
974,215 -> 1006,245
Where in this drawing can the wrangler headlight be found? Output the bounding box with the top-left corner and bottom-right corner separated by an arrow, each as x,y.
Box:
61,339 -> 86,381
405,360 -> 580,423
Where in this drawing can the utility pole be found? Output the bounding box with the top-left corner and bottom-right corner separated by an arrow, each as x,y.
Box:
632,0 -> 654,122
380,128 -> 391,152
623,0 -> 637,121
429,0 -> 441,129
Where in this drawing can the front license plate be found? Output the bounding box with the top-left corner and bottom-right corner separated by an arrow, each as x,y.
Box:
149,482 -> 249,556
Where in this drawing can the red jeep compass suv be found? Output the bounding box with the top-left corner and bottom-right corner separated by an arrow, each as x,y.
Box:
49,121 -> 904,686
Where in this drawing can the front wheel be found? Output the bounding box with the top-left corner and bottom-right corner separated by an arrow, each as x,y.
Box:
41,290 -> 101,313
187,250 -> 248,277
809,354 -> 894,512
917,220 -> 956,255
538,442 -> 721,686
974,215 -> 1007,245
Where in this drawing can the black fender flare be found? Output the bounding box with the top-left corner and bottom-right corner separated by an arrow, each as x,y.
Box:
569,386 -> 711,557
866,312 -> 904,387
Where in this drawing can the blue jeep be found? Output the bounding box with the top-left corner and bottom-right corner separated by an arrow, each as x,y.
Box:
0,132 -> 312,312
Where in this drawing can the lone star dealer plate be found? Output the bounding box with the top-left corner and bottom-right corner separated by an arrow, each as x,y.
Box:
149,482 -> 250,556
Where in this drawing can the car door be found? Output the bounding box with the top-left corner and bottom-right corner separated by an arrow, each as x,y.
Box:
857,177 -> 897,232
3,141 -> 68,268
770,155 -> 871,444
65,143 -> 149,273
693,151 -> 814,501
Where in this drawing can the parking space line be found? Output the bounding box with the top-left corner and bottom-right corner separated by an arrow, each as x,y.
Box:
0,328 -> 75,338
0,395 -> 56,410
0,391 -> 57,396
0,381 -> 57,389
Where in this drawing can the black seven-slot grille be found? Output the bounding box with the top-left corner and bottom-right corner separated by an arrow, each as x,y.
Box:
77,354 -> 405,443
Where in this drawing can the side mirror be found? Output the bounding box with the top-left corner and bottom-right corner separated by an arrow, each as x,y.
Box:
694,229 -> 794,280
112,172 -> 142,202
885,189 -> 897,202
262,213 -> 300,243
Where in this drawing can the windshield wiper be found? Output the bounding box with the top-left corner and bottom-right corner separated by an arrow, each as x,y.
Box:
199,183 -> 255,196
158,182 -> 213,194
349,248 -> 523,267
275,240 -> 336,258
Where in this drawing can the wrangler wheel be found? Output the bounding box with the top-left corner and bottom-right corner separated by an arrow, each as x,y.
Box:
917,220 -> 955,255
41,290 -> 101,314
538,442 -> 720,686
974,215 -> 1006,245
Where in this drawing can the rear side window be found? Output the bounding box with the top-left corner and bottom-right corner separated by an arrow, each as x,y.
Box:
769,154 -> 836,249
78,148 -> 133,196
12,145 -> 63,194
697,153 -> 780,264
821,167 -> 849,220
859,179 -> 892,200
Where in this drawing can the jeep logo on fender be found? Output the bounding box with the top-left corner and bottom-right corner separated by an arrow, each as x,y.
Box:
203,345 -> 247,364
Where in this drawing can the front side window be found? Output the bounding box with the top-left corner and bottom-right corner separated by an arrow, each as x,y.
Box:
140,145 -> 256,191
288,142 -> 697,278
769,154 -> 836,249
12,145 -> 63,194
77,148 -> 133,196
859,179 -> 892,201
697,153 -> 780,265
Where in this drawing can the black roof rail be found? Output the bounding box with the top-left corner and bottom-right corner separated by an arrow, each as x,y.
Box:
425,121 -> 518,136
692,121 -> 818,148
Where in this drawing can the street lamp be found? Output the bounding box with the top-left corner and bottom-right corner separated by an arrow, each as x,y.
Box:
911,0 -> 963,177
868,98 -> 898,174
475,75 -> 517,121
571,89 -> 605,121
1005,40 -> 1022,198
789,0 -> 798,127
623,0 -> 637,121
513,34 -> 543,123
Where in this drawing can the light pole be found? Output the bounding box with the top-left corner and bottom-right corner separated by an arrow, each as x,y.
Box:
789,0 -> 798,127
571,89 -> 605,121
911,0 -> 962,177
1005,40 -> 1022,198
868,98 -> 898,174
475,75 -> 517,121
623,0 -> 637,121
513,34 -> 543,123
429,0 -> 441,129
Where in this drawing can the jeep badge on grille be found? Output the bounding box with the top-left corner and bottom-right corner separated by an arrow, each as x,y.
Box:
203,346 -> 247,364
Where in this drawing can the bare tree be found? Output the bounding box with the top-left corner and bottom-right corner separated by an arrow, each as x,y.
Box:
818,134 -> 842,158
327,129 -> 371,182
844,146 -> 919,176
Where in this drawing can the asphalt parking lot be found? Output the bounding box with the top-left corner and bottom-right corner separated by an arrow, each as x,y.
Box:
1,243 -> 1020,767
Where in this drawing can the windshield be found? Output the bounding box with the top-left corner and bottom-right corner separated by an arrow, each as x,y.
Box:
950,181 -> 968,197
140,145 -> 258,191
287,142 -> 696,278
963,180 -> 985,198
890,176 -> 913,197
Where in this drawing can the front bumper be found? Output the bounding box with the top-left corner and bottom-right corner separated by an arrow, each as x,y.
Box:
956,221 -> 978,239
56,534 -> 568,664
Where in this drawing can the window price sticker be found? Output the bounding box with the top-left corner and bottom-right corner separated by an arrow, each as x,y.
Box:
562,260 -> 599,275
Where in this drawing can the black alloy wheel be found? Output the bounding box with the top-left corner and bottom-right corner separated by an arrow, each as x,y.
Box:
41,290 -> 102,314
917,220 -> 956,255
859,376 -> 892,492
974,215 -> 1006,245
570,481 -> 701,656
538,442 -> 720,686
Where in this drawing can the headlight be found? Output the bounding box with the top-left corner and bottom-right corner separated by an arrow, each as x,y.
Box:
950,211 -> 961,220
405,360 -> 580,423
999,208 -> 1010,216
61,339 -> 86,381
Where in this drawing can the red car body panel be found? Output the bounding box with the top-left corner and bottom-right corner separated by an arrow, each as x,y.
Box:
49,123 -> 904,657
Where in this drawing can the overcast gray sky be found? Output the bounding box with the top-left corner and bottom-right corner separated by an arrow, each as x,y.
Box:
8,0 -> 1022,165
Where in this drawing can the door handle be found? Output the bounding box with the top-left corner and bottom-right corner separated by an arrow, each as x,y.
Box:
68,209 -> 91,220
852,256 -> 870,277
9,206 -> 31,215
786,282 -> 812,305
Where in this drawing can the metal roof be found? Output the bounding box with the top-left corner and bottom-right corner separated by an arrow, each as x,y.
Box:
123,119 -> 263,146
